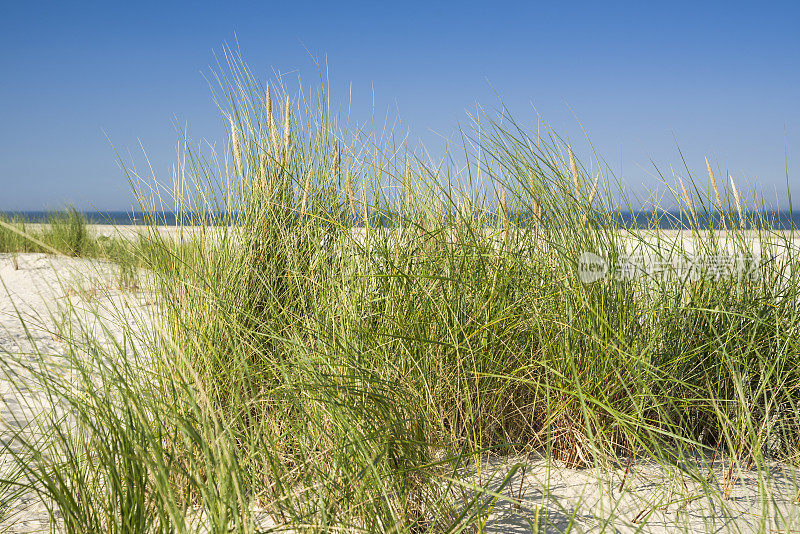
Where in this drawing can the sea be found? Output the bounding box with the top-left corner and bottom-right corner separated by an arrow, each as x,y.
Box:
3,210 -> 800,230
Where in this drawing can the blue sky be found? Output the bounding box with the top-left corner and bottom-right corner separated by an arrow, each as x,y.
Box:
1,1 -> 798,211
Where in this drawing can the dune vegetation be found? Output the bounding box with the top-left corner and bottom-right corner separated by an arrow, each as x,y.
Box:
1,54 -> 799,532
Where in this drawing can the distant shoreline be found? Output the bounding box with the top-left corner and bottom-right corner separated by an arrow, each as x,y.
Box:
4,210 -> 800,230
1,211 -> 185,226
14,222 -> 800,244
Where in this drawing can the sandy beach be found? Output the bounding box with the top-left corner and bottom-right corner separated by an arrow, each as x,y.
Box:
0,253 -> 154,531
2,250 -> 799,532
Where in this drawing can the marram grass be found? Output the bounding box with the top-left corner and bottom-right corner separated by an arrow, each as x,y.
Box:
2,53 -> 799,533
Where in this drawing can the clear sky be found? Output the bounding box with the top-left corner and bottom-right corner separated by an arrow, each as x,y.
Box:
1,1 -> 798,211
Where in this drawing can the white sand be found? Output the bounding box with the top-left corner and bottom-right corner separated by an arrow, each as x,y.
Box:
1,252 -> 799,532
456,455 -> 800,532
0,253 -> 153,531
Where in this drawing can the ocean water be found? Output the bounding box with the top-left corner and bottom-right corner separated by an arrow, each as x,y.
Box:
3,210 -> 800,230
611,210 -> 800,230
1,211 -> 182,226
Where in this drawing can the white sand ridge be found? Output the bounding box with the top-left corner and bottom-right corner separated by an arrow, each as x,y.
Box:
1,252 -> 799,532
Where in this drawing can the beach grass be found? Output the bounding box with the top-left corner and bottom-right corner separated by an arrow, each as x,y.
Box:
1,208 -> 143,290
1,53 -> 799,532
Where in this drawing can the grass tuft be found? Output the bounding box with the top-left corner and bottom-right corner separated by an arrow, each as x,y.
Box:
2,51 -> 799,532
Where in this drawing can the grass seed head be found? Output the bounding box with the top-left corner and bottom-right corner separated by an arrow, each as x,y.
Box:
526,168 -> 536,191
332,142 -> 340,182
346,170 -> 356,218
587,173 -> 600,208
230,117 -> 243,179
283,95 -> 291,151
706,157 -> 722,207
266,84 -> 278,153
678,175 -> 696,221
569,146 -> 581,198
583,173 -> 600,224
300,167 -> 311,215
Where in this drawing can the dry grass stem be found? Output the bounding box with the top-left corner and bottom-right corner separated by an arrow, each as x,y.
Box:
405,154 -> 413,207
501,189 -> 510,248
259,155 -> 267,190
730,174 -> 743,228
361,185 -> 368,228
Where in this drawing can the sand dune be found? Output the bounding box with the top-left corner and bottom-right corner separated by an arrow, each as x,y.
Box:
1,252 -> 799,532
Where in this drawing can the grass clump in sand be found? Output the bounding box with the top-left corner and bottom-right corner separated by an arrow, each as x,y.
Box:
0,207 -> 91,256
1,52 -> 799,532
1,207 -> 143,288
0,207 -> 140,260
